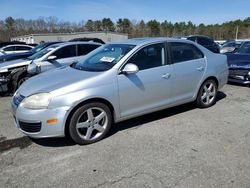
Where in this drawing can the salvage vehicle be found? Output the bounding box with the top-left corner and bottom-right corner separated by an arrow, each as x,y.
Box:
0,44 -> 33,54
226,41 -> 250,85
178,35 -> 220,53
0,42 -> 62,63
220,40 -> 242,54
0,42 -> 101,94
12,38 -> 228,145
27,42 -> 101,75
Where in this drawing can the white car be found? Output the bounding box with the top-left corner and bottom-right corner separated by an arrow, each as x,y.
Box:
0,44 -> 34,54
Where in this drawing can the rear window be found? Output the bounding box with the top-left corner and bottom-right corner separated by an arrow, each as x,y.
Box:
170,42 -> 204,63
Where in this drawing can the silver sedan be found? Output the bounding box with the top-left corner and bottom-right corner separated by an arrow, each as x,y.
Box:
11,38 -> 228,144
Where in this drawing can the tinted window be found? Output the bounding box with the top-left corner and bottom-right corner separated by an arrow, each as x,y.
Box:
238,42 -> 250,54
77,44 -> 100,56
127,43 -> 166,71
170,42 -> 204,63
3,46 -> 15,51
187,36 -> 196,42
16,46 -> 32,51
52,45 -> 77,59
197,37 -> 213,45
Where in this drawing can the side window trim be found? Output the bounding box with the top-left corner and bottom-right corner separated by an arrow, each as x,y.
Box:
169,42 -> 205,64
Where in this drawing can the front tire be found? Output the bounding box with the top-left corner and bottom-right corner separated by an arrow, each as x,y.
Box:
69,102 -> 112,145
196,79 -> 218,108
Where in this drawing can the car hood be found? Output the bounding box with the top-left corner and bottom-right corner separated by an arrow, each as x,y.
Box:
0,58 -> 32,71
0,52 -> 31,63
18,66 -> 108,97
226,53 -> 250,69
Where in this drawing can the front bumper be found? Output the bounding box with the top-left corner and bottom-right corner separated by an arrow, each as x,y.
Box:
11,96 -> 71,138
228,69 -> 250,84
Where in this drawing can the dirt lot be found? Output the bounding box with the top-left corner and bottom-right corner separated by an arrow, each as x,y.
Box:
0,84 -> 249,188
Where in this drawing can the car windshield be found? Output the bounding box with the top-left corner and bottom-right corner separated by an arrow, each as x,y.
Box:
73,44 -> 135,71
28,43 -> 48,54
238,42 -> 250,54
27,44 -> 59,60
222,42 -> 236,48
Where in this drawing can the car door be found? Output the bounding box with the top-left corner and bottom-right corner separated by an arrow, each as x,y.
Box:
169,42 -> 206,103
40,44 -> 77,73
117,43 -> 173,118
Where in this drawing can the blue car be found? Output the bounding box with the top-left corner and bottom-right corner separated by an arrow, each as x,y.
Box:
226,41 -> 250,85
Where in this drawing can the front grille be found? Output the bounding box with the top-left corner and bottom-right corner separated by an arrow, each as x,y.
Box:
19,121 -> 41,133
13,93 -> 25,107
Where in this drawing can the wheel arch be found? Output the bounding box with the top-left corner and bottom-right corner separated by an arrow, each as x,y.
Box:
64,97 -> 115,137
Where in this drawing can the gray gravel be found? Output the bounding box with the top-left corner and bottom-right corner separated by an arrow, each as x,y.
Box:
0,84 -> 249,188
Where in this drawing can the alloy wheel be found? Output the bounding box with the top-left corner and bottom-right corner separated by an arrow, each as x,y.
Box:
76,107 -> 108,141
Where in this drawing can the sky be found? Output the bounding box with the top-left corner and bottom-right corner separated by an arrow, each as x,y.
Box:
0,0 -> 249,25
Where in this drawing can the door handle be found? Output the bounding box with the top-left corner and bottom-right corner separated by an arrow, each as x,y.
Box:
162,73 -> 171,79
197,66 -> 204,71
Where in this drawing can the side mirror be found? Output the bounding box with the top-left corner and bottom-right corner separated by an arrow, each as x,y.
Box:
47,55 -> 57,61
122,63 -> 139,74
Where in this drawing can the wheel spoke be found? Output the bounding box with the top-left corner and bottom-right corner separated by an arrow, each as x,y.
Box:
204,86 -> 208,92
208,83 -> 213,91
94,112 -> 106,123
94,124 -> 105,132
87,109 -> 94,121
201,92 -> 207,100
85,127 -> 94,140
76,121 -> 89,129
206,96 -> 210,104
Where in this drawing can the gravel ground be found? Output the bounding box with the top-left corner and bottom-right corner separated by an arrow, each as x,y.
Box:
0,84 -> 249,188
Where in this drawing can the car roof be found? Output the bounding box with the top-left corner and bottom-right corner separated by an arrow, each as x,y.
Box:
1,44 -> 33,48
109,37 -> 191,46
50,41 -> 102,48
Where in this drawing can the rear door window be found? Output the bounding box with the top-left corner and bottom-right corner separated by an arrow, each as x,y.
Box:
77,44 -> 100,56
3,46 -> 15,51
170,42 -> 204,63
16,46 -> 32,51
52,45 -> 77,59
197,37 -> 213,45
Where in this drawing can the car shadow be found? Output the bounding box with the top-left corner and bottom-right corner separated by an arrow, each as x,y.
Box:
32,91 -> 227,147
227,82 -> 250,88
108,91 -> 226,137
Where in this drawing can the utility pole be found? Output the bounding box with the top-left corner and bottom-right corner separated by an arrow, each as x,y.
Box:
235,26 -> 239,40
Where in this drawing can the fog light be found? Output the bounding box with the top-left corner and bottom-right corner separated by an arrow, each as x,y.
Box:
46,118 -> 58,124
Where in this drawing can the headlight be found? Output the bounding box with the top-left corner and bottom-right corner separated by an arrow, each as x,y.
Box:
21,93 -> 52,109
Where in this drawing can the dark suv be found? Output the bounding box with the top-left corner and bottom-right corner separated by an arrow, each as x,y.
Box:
181,35 -> 220,53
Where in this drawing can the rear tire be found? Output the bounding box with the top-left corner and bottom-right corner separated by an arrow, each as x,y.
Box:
196,79 -> 218,108
69,102 -> 112,145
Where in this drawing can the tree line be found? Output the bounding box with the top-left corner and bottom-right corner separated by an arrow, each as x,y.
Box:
0,16 -> 250,42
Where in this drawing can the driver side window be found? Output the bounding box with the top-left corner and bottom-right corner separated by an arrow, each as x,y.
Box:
52,45 -> 77,59
126,43 -> 166,71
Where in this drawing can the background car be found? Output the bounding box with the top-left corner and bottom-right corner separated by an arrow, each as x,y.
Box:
226,41 -> 250,85
12,38 -> 228,145
0,42 -> 62,63
180,35 -> 220,53
0,42 -> 101,94
0,44 -> 34,54
27,41 -> 101,75
0,41 -> 26,48
220,40 -> 242,53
